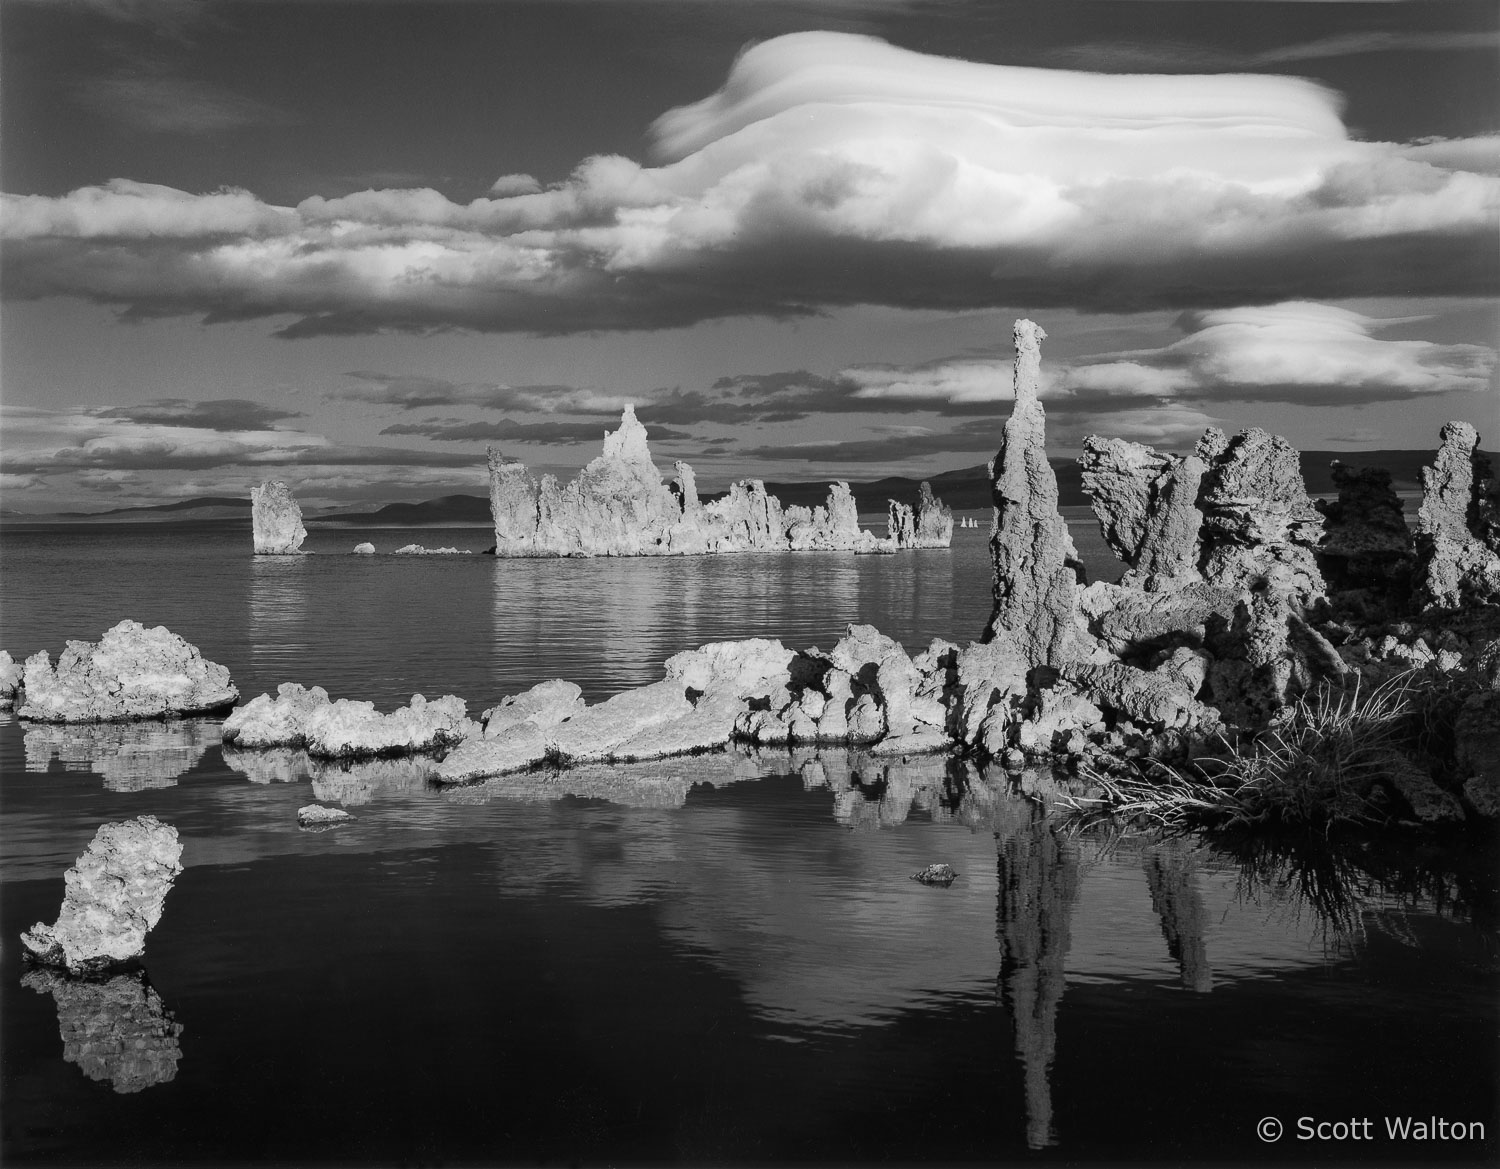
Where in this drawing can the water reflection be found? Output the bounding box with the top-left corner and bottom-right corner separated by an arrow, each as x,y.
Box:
23,720 -> 219,791
222,746 -> 437,804
1142,842 -> 1214,993
994,797 -> 1080,1151
22,968 -> 183,1094
248,554 -> 310,670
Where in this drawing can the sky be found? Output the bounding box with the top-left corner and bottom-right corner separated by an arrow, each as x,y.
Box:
1,0 -> 1496,512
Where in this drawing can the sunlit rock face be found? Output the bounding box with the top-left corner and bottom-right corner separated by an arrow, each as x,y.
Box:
487,406 -> 939,557
251,480 -> 307,555
23,719 -> 219,791
983,320 -> 1085,669
21,815 -> 182,975
1416,422 -> 1500,610
23,968 -> 183,1094
16,620 -> 238,723
0,649 -> 22,709
222,682 -> 474,758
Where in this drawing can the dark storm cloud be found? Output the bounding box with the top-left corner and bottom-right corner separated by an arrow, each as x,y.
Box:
95,397 -> 304,430
379,418 -> 695,445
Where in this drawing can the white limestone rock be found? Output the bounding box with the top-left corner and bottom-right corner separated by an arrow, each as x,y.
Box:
352,542 -> 376,554
21,816 -> 183,975
297,804 -> 354,827
251,480 -> 307,554
222,683 -> 474,757
17,620 -> 238,723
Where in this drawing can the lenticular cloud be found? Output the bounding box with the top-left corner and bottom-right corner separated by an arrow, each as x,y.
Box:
2,31 -> 1495,336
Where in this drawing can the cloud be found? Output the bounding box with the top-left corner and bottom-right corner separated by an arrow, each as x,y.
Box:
3,32 -> 1495,335
1062,301 -> 1497,403
488,174 -> 543,197
1048,29 -> 1498,71
95,398 -> 304,430
378,418 -> 696,445
0,403 -> 480,476
331,372 -> 628,415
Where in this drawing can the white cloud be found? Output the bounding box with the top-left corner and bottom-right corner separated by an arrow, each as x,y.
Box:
3,32 -> 1496,335
1064,301 -> 1497,402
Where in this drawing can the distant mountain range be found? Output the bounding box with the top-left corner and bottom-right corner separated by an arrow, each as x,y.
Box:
0,449 -> 1438,526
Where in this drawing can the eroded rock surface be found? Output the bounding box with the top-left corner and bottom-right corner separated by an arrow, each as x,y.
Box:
0,649 -> 22,708
1416,422 -> 1500,610
21,816 -> 182,974
487,405 -> 940,557
251,480 -> 307,554
223,682 -> 473,758
983,320 -> 1083,669
17,621 -> 238,723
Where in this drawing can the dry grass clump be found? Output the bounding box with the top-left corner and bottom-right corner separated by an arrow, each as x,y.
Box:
1065,672 -> 1428,831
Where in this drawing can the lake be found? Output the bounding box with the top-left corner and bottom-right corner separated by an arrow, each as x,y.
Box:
1,514 -> 1495,1164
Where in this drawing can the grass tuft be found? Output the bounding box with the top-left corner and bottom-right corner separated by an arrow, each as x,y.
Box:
1062,671 -> 1431,831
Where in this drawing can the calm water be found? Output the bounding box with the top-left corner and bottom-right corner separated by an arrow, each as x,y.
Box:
1,516 -> 1495,1165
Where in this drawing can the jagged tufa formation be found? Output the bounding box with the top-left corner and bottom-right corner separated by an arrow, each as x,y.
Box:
251,480 -> 307,554
486,405 -> 950,556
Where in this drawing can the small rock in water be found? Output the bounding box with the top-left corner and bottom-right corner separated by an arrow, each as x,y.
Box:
911,863 -> 958,887
297,804 -> 353,828
352,542 -> 375,555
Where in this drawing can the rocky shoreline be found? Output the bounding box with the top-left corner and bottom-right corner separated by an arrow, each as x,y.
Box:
5,318 -> 1496,831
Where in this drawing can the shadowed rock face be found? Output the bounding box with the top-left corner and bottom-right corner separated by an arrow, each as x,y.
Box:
984,320 -> 1083,668
1079,436 -> 1205,589
23,968 -> 183,1093
1417,422 -> 1500,609
1316,462 -> 1414,596
251,480 -> 307,554
21,816 -> 183,975
17,620 -> 238,723
486,405 -> 946,557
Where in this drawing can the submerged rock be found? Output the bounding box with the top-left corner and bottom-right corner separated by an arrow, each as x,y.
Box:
392,544 -> 469,555
487,405 -> 939,557
21,816 -> 183,975
23,968 -> 184,1094
223,682 -> 474,758
16,620 -> 238,723
251,480 -> 307,555
984,320 -> 1084,669
297,804 -> 354,828
910,863 -> 958,887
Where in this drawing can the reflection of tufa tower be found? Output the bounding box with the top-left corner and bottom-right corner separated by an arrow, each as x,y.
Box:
994,798 -> 1080,1151
1142,843 -> 1214,993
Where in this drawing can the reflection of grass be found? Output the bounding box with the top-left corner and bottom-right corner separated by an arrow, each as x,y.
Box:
1215,828 -> 1498,945
1066,673 -> 1429,831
